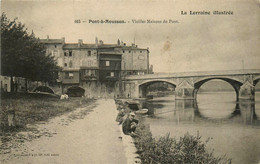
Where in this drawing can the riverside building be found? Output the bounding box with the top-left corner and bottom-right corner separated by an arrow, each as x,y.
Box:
40,36 -> 151,97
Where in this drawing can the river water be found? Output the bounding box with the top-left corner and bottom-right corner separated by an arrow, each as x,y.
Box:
141,92 -> 260,164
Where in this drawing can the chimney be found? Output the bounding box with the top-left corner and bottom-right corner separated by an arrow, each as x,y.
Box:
136,45 -> 138,48
117,39 -> 120,46
124,43 -> 126,46
95,37 -> 98,46
99,40 -> 103,45
131,43 -> 135,47
78,39 -> 83,47
121,41 -> 124,46
47,35 -> 49,41
61,37 -> 65,44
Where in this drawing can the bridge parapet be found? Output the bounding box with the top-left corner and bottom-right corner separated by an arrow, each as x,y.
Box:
121,69 -> 260,101
124,69 -> 260,80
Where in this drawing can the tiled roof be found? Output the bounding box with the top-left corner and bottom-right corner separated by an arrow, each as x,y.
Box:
40,39 -> 64,44
98,44 -> 118,48
117,46 -> 148,50
98,48 -> 122,55
63,44 -> 97,49
99,44 -> 148,50
40,38 -> 148,51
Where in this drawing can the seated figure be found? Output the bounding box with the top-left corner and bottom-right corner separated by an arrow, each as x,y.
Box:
122,112 -> 139,136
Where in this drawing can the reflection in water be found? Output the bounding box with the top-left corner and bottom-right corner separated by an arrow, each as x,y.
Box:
139,92 -> 260,164
142,97 -> 259,125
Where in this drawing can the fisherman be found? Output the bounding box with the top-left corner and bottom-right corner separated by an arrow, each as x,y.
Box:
122,112 -> 138,136
116,108 -> 126,124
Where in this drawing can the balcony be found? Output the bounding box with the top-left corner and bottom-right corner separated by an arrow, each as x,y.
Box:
81,75 -> 98,81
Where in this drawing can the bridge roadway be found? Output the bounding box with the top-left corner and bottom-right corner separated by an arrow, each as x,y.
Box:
121,69 -> 260,101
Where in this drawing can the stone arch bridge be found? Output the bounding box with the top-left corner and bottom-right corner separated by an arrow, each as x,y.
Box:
121,69 -> 260,101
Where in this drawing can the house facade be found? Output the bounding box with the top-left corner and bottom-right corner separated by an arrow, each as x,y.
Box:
40,37 -> 150,97
117,43 -> 149,76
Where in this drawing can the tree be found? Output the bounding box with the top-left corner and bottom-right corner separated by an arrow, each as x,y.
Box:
1,13 -> 60,92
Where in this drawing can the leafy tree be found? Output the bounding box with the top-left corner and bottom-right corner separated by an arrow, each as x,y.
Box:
1,13 -> 60,91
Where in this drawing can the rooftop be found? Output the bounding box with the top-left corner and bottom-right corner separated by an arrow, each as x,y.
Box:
63,43 -> 97,49
40,39 -> 64,44
40,37 -> 149,51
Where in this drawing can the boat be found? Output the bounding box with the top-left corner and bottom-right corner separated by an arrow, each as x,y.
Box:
125,100 -> 140,111
135,108 -> 149,115
123,100 -> 149,114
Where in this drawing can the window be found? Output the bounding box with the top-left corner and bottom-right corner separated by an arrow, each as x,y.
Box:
84,70 -> 96,76
88,51 -> 91,56
122,50 -> 125,53
129,50 -> 131,53
127,71 -> 132,75
140,51 -> 142,53
54,45 -> 57,48
4,84 -> 7,92
106,61 -> 110,66
110,72 -> 114,77
65,72 -> 74,79
85,70 -> 90,76
64,52 -> 67,56
91,70 -> 96,76
87,60 -> 92,66
138,72 -> 145,75
69,50 -> 72,57
64,63 -> 67,67
69,61 -> 72,68
69,72 -> 74,78
53,50 -> 58,57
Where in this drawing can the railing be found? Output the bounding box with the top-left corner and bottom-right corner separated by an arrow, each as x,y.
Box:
124,69 -> 260,80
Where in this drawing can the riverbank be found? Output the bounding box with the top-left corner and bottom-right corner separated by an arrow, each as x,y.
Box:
133,117 -> 232,164
1,99 -> 141,164
0,92 -> 95,133
0,93 -> 96,159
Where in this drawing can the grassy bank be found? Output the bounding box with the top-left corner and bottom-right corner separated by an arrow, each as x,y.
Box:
133,117 -> 232,164
0,92 -> 95,133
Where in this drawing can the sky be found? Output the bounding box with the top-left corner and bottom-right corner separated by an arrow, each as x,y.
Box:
1,0 -> 260,73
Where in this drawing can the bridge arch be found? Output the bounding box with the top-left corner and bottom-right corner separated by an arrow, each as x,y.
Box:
194,77 -> 243,101
253,76 -> 260,86
138,80 -> 177,98
194,76 -> 244,85
66,86 -> 85,97
33,86 -> 55,94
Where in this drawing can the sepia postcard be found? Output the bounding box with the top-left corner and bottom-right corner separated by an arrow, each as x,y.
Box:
1,0 -> 260,164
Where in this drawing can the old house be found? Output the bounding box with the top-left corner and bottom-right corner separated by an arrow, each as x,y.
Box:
40,36 -> 65,69
40,36 -> 150,97
98,44 -> 122,81
116,41 -> 150,76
